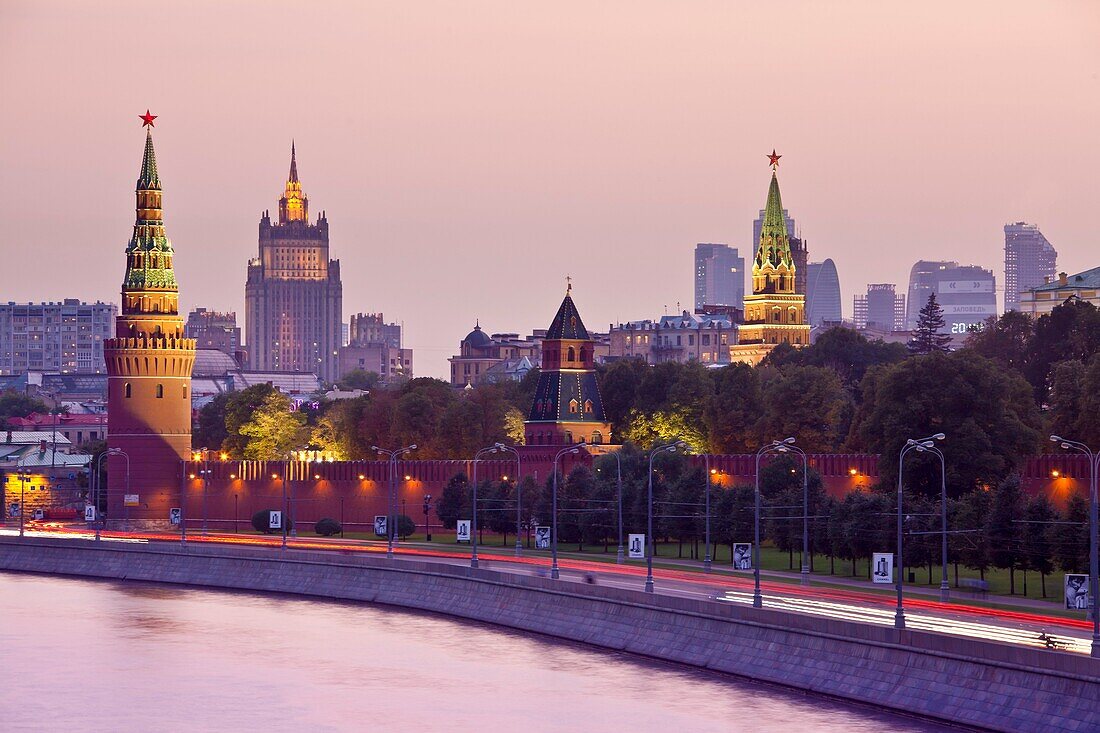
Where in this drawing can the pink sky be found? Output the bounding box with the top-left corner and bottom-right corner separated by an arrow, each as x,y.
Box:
2,1 -> 1098,378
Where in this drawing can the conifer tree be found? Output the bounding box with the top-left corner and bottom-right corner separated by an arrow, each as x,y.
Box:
909,293 -> 952,354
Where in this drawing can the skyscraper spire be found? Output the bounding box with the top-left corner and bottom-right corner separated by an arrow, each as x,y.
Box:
279,141 -> 308,223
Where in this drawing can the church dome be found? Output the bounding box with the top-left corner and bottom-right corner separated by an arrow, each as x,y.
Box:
463,324 -> 492,348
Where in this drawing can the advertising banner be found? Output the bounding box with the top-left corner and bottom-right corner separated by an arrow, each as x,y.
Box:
733,543 -> 753,570
1065,574 -> 1093,610
373,515 -> 388,537
123,494 -> 139,507
534,526 -> 550,549
939,280 -> 994,293
84,505 -> 97,522
269,511 -> 282,530
169,508 -> 181,525
872,552 -> 893,584
628,533 -> 645,559
456,519 -> 471,543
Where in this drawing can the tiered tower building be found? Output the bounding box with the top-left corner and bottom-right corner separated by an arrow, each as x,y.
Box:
524,285 -> 611,446
103,113 -> 195,522
245,145 -> 342,382
730,152 -> 810,365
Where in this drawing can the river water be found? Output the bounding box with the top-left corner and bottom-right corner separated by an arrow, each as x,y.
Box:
0,572 -> 949,732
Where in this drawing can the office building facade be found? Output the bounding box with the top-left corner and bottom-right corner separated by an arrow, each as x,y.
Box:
853,284 -> 905,332
1004,222 -> 1057,312
906,262 -> 997,334
805,259 -> 842,327
185,308 -> 241,357
694,243 -> 745,311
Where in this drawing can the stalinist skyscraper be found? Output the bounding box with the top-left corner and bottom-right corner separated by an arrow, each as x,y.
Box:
729,151 -> 810,365
245,144 -> 342,382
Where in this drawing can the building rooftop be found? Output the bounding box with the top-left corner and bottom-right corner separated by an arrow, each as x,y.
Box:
1030,266 -> 1100,292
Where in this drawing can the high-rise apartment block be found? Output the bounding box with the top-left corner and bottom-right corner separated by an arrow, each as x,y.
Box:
185,308 -> 241,357
245,145 -> 342,382
853,284 -> 905,331
694,243 -> 745,311
906,261 -> 996,334
0,300 -> 116,375
805,260 -> 842,327
1004,222 -> 1057,312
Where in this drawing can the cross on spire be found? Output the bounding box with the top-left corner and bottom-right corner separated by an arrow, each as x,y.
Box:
566,275 -> 572,294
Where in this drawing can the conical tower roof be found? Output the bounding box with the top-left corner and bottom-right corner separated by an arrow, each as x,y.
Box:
137,129 -> 161,190
289,140 -> 299,183
754,170 -> 793,270
546,291 -> 589,340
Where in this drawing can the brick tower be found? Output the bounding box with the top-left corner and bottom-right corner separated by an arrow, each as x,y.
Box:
524,283 -> 611,446
103,113 -> 195,524
730,151 -> 810,365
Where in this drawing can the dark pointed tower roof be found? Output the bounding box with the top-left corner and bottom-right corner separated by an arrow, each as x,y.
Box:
754,170 -> 793,271
289,140 -> 299,183
546,289 -> 589,339
137,129 -> 161,190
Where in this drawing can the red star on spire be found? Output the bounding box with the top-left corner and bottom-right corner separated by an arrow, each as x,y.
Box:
767,149 -> 781,169
139,110 -> 157,128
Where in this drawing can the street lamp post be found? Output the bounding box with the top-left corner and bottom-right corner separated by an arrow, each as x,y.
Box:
611,452 -> 624,564
279,464 -> 288,550
703,454 -> 713,573
915,442 -> 949,603
471,444 -> 503,569
551,444 -> 580,580
896,433 -> 945,630
110,448 -> 131,530
1051,435 -> 1100,658
646,441 -> 686,593
16,468 -> 30,538
492,443 -> 522,557
373,445 -> 417,559
773,441 -> 810,586
423,494 -> 432,541
197,448 -> 210,536
753,439 -> 794,608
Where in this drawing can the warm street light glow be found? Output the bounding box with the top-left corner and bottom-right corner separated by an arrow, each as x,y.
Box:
849,468 -> 858,476
358,474 -> 365,480
188,473 -> 195,479
219,452 -> 228,461
404,475 -> 411,481
1052,470 -> 1061,478
313,474 -> 320,480
271,474 -> 279,480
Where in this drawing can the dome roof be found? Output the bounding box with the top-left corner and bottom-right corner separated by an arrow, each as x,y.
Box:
463,324 -> 492,348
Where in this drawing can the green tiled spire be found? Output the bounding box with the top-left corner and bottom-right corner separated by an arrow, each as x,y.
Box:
754,171 -> 793,271
137,128 -> 161,190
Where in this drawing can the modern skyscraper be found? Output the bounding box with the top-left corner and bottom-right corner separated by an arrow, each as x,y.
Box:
853,284 -> 905,331
730,153 -> 810,365
1004,222 -> 1057,312
525,284 -> 610,446
104,113 -> 196,524
789,236 -> 808,296
245,144 -> 342,382
0,300 -> 116,375
906,261 -> 996,334
805,259 -> 842,327
694,243 -> 745,311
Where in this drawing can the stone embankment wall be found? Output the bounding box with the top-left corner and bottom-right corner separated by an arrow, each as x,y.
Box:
1,537 -> 1098,733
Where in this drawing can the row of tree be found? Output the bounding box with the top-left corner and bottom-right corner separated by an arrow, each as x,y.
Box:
431,449 -> 1089,597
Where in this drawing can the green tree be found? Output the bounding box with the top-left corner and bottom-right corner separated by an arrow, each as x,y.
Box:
238,392 -> 309,460
597,358 -> 647,442
336,369 -> 380,391
964,310 -> 1033,375
193,392 -> 231,451
1023,494 -> 1057,597
703,364 -> 761,454
1055,492 -> 1089,574
1025,298 -> 1100,404
1049,355 -> 1100,448
987,474 -> 1026,593
755,366 -> 849,452
955,488 -> 993,580
222,384 -> 278,457
0,391 -> 50,420
623,409 -> 707,452
436,473 -> 470,530
908,293 -> 951,355
849,352 -> 1042,495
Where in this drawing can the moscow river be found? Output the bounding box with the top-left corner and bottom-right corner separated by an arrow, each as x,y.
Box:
0,572 -> 950,732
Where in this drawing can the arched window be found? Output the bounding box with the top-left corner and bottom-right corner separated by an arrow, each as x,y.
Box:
568,399 -> 578,414
565,431 -> 573,444
567,346 -> 576,362
182,384 -> 188,398
591,431 -> 603,445
155,384 -> 164,398
124,383 -> 131,398
584,399 -> 593,414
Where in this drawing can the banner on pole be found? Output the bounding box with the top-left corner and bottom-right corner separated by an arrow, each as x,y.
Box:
733,543 -> 752,570
456,519 -> 471,543
534,526 -> 550,549
872,552 -> 894,584
628,533 -> 645,559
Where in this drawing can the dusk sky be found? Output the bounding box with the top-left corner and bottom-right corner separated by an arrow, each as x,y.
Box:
2,1 -> 1098,378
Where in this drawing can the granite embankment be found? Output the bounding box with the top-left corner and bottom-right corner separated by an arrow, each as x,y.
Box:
1,536 -> 1097,732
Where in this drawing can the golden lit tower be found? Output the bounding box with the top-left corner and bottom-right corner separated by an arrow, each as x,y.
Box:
730,151 -> 810,365
103,112 -> 196,524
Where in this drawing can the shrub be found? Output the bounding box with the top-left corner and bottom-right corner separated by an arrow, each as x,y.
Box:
251,509 -> 291,535
397,514 -> 416,539
314,517 -> 342,537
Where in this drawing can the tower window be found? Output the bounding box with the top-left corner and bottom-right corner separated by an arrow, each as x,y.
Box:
124,382 -> 131,398
155,384 -> 164,398
569,399 -> 578,414
567,346 -> 576,362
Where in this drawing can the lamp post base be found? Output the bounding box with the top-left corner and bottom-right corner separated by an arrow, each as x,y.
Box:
894,611 -> 906,630
939,582 -> 950,603
515,540 -> 522,557
550,565 -> 559,580
644,578 -> 654,593
471,557 -> 479,569
704,555 -> 712,573
800,568 -> 809,586
616,546 -> 624,564
752,591 -> 762,609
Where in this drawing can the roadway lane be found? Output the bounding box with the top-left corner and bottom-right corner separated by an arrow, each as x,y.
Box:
3,523 -> 1091,655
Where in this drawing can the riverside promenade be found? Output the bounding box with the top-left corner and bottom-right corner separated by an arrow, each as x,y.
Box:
1,534 -> 1099,732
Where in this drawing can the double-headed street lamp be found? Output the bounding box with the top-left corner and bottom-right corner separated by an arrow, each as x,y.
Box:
646,440 -> 687,593
550,444 -> 581,580
1051,434 -> 1100,658
896,433 -> 945,630
373,444 -> 417,559
914,441 -> 950,603
753,438 -> 795,607
471,443 -> 511,569
770,440 -> 810,586
490,443 -> 522,557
